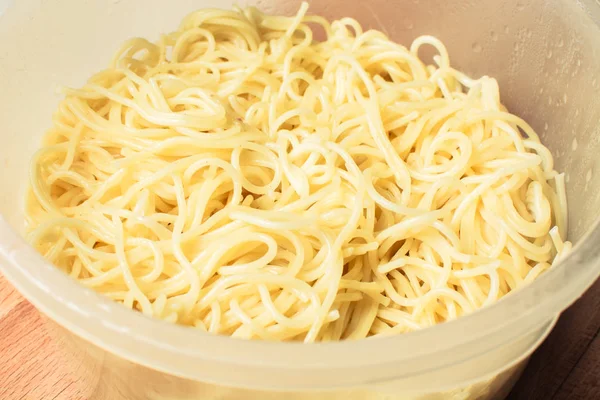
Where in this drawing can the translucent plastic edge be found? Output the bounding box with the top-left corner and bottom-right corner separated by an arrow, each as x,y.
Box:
372,316 -> 558,395
0,212 -> 598,389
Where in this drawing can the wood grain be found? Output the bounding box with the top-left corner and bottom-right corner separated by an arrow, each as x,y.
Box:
0,274 -> 85,400
0,272 -> 599,400
509,277 -> 600,400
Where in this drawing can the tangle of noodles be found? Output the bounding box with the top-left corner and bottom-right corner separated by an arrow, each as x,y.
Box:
25,2 -> 572,342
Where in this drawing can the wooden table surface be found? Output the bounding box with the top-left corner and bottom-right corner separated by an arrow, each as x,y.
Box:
0,273 -> 599,400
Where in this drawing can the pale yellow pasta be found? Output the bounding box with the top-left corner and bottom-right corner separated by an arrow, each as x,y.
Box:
26,2 -> 570,342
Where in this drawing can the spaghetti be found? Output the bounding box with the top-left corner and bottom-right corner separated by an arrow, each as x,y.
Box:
25,2 -> 571,342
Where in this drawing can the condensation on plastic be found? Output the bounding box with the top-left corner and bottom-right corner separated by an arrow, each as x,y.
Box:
0,0 -> 598,399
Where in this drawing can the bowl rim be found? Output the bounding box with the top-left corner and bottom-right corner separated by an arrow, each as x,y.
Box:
1,214 -> 599,388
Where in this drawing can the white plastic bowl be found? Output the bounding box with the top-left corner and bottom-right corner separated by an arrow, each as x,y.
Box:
0,0 -> 599,399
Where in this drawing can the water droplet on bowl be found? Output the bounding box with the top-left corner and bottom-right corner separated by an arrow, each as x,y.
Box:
544,122 -> 549,131
547,96 -> 552,105
504,25 -> 510,34
547,50 -> 552,59
572,138 -> 578,150
557,38 -> 564,47
516,1 -> 526,10
472,43 -> 482,53
491,31 -> 498,41
586,169 -> 592,183
563,93 -> 567,103
539,87 -> 544,94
